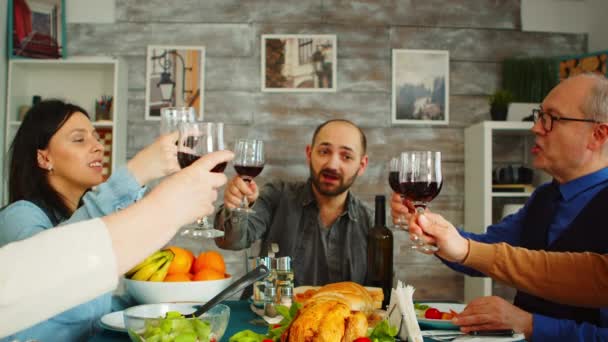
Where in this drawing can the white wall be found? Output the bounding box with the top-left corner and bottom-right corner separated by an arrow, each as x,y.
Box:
1,0 -> 7,205
587,0 -> 608,52
66,0 -> 114,23
522,0 -> 607,51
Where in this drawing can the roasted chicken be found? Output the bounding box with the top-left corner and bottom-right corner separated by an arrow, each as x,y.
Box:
282,282 -> 384,342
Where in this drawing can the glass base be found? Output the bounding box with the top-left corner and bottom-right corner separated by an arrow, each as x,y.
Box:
179,225 -> 225,239
410,234 -> 439,253
232,206 -> 255,214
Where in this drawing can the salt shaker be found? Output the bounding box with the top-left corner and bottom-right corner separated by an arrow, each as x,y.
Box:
264,285 -> 278,317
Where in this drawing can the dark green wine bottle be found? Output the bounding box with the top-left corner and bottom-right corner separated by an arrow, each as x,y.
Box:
367,195 -> 394,308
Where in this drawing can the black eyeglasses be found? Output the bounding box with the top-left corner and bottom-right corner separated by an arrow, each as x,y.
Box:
532,108 -> 600,132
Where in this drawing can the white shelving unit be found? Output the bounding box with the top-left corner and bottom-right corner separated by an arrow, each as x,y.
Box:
464,121 -> 534,303
2,57 -> 128,205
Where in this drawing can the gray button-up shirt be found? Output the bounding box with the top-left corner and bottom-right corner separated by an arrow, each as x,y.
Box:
215,180 -> 373,286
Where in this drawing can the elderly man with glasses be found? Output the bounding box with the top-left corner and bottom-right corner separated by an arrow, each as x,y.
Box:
392,73 -> 608,341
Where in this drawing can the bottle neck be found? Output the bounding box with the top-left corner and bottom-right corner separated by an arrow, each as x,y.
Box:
374,195 -> 386,227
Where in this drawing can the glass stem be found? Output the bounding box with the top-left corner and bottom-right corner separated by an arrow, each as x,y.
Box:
241,195 -> 249,209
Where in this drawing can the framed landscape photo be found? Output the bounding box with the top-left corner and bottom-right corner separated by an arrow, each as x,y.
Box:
145,45 -> 205,121
261,34 -> 337,92
392,49 -> 449,125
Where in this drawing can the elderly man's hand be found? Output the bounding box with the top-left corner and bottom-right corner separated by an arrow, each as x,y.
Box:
390,193 -> 415,228
408,212 -> 469,262
453,296 -> 533,340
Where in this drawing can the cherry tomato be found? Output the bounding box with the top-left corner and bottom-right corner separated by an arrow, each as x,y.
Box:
353,338 -> 372,342
262,339 -> 274,342
424,308 -> 442,319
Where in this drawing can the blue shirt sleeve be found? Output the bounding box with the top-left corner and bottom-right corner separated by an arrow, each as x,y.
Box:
438,189 -> 539,276
533,314 -> 608,341
0,201 -> 53,246
60,166 -> 146,225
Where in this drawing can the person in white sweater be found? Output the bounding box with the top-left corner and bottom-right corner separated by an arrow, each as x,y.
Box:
0,150 -> 233,337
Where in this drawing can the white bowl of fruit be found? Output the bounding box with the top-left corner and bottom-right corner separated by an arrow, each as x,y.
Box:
124,247 -> 233,304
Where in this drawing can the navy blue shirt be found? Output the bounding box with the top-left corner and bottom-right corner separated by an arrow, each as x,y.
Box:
446,168 -> 608,341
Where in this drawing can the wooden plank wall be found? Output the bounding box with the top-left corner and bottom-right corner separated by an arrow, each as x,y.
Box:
67,0 -> 586,301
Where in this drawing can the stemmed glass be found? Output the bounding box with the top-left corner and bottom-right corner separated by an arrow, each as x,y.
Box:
233,139 -> 265,213
388,157 -> 408,229
399,151 -> 443,252
160,107 -> 196,135
177,121 -> 227,239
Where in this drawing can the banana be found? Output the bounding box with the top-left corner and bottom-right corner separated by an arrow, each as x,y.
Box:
131,257 -> 168,281
148,253 -> 174,282
125,250 -> 173,278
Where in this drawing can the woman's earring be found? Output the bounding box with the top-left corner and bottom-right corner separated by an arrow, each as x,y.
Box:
47,165 -> 53,172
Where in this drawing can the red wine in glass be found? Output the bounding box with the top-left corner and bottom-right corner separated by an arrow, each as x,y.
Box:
178,152 -> 227,173
177,122 -> 226,239
178,151 -> 200,168
400,181 -> 443,207
388,171 -> 401,193
211,162 -> 228,173
399,151 -> 442,253
233,139 -> 265,213
234,165 -> 264,180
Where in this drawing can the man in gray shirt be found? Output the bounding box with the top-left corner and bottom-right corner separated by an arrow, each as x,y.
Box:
215,119 -> 373,286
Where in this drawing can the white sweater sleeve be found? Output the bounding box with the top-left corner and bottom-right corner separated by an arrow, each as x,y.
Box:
0,218 -> 119,337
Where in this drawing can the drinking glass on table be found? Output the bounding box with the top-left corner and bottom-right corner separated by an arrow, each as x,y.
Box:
160,107 -> 196,135
388,156 -> 408,229
177,121 -> 227,239
232,139 -> 265,213
399,151 -> 443,253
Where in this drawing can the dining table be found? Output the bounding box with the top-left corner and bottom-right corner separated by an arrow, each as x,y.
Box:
89,300 -> 525,342
90,300 -> 266,342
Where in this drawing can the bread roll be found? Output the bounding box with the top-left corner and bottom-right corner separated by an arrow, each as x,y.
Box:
308,282 -> 374,314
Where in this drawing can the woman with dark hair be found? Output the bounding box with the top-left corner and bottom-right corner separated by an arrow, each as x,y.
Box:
0,99 -> 180,341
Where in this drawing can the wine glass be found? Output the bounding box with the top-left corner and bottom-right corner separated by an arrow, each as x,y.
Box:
388,157 -> 407,229
399,151 -> 443,252
177,121 -> 226,239
160,107 -> 196,135
233,139 -> 265,213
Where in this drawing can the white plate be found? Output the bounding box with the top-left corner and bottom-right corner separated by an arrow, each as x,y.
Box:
99,310 -> 126,332
417,302 -> 466,330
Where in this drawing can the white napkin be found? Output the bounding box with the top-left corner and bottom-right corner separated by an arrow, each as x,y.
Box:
395,281 -> 423,342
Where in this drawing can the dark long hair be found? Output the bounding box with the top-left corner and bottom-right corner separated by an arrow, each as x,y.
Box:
8,99 -> 89,221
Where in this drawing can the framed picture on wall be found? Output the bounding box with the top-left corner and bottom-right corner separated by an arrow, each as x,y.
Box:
558,50 -> 608,81
9,0 -> 66,58
392,49 -> 450,125
261,34 -> 337,92
145,45 -> 205,121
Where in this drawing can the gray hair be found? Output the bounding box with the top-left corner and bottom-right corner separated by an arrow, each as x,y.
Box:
580,73 -> 608,122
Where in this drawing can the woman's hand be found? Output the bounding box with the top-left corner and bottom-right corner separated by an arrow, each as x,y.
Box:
127,132 -> 180,185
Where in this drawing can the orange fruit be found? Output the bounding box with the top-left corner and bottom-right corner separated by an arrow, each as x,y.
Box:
166,246 -> 194,275
192,251 -> 226,274
192,268 -> 225,281
164,273 -> 192,282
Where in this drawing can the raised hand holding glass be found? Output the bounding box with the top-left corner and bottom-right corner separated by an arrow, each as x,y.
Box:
232,139 -> 265,213
399,151 -> 443,253
177,122 -> 226,239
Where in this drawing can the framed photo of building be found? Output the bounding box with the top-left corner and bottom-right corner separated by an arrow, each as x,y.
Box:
261,34 -> 337,92
145,45 -> 205,121
392,49 -> 449,125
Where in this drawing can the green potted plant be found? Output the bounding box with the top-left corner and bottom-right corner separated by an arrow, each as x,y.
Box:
489,89 -> 514,121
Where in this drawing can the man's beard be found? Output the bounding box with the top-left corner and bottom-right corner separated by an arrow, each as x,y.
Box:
309,165 -> 358,197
